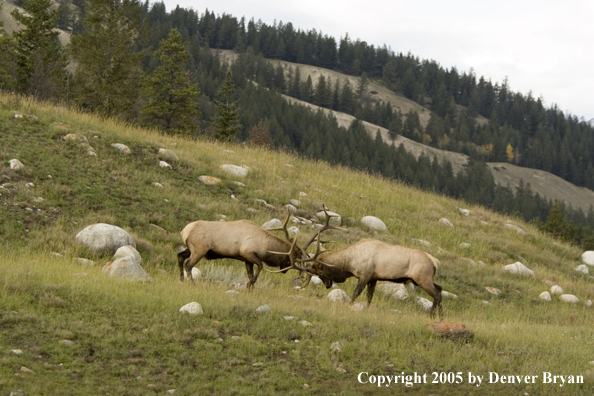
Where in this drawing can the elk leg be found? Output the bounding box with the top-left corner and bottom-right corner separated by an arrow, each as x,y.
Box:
366,280 -> 377,305
177,249 -> 191,281
243,254 -> 264,289
184,247 -> 207,283
351,277 -> 370,302
417,279 -> 443,320
245,262 -> 255,284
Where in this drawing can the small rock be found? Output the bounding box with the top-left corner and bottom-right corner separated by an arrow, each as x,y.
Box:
283,316 -> 297,321
336,367 -> 347,373
166,389 -> 176,394
559,294 -> 579,304
59,340 -> 75,346
183,267 -> 201,280
550,285 -> 563,295
361,216 -> 387,232
179,302 -> 203,315
290,199 -> 301,207
25,182 -> 34,188
9,159 -> 24,170
102,257 -> 152,282
262,218 -> 283,230
20,366 -> 34,373
326,289 -> 350,302
220,164 -> 249,178
198,175 -> 221,185
458,208 -> 470,216
10,349 -> 23,356
159,161 -> 172,169
485,287 -> 501,295
298,192 -> 307,199
459,242 -> 471,249
299,320 -> 312,327
226,290 -> 239,295
234,181 -> 246,187
111,143 -> 131,154
316,210 -> 341,226
427,322 -> 472,339
575,264 -> 589,275
581,251 -> 594,266
539,291 -> 552,301
256,304 -> 271,313
439,218 -> 453,227
503,262 -> 534,277
482,300 -> 490,305
415,297 -> 433,312
441,291 -> 458,299
158,148 -> 179,162
584,300 -> 592,307
310,276 -> 322,285
152,182 -> 164,188
411,238 -> 431,246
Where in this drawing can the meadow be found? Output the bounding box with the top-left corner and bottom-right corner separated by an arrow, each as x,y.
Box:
1,93 -> 593,395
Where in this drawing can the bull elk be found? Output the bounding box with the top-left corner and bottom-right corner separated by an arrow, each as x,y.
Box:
177,205 -> 342,289
285,238 -> 444,319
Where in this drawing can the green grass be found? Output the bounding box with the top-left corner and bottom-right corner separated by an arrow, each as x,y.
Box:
1,93 -> 594,395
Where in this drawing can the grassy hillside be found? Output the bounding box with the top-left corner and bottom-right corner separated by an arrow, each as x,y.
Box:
1,93 -> 594,395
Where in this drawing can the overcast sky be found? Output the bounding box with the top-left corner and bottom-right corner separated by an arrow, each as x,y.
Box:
161,0 -> 594,121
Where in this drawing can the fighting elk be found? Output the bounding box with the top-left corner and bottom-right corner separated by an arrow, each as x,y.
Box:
283,237 -> 444,319
177,205 -> 342,289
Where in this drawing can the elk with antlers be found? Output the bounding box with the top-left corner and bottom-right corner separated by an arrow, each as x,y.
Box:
282,236 -> 444,320
177,205 -> 342,288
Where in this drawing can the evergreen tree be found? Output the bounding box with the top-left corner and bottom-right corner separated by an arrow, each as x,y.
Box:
11,0 -> 68,99
212,70 -> 242,141
70,0 -> 146,119
141,29 -> 201,135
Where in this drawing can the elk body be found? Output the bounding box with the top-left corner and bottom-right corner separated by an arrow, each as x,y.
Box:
177,220 -> 299,287
307,238 -> 443,319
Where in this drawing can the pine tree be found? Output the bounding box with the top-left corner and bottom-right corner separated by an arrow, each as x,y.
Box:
70,0 -> 145,119
141,29 -> 201,135
11,0 -> 68,99
212,70 -> 242,141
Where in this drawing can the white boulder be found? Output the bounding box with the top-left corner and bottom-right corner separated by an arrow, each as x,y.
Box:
179,302 -> 203,315
76,223 -> 135,254
220,164 -> 249,178
102,256 -> 152,282
458,208 -> 470,216
361,216 -> 387,232
538,291 -> 552,302
379,283 -> 409,300
326,289 -> 350,302
198,175 -> 221,185
575,264 -> 589,275
9,159 -> 24,170
415,297 -> 433,312
158,148 -> 179,162
559,294 -> 579,304
503,262 -> 534,277
113,245 -> 142,263
159,161 -> 172,169
111,143 -> 131,154
262,218 -> 283,230
550,285 -> 563,295
582,251 -> 594,266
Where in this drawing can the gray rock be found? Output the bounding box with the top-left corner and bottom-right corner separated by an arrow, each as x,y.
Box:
361,216 -> 387,232
198,175 -> 221,185
220,164 -> 249,178
559,294 -> 579,304
582,251 -> 594,266
102,256 -> 152,282
439,218 -> 453,228
113,245 -> 142,264
75,258 -> 96,267
9,159 -> 24,170
256,304 -> 271,313
111,143 -> 131,154
262,218 -> 283,230
575,264 -> 589,275
76,223 -> 135,254
326,289 -> 350,302
539,291 -> 552,301
503,262 -> 534,277
158,148 -> 179,162
550,285 -> 563,295
415,297 -> 433,312
179,302 -> 203,315
159,161 -> 172,169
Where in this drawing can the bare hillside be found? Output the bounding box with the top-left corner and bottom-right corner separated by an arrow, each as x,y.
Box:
0,0 -> 71,45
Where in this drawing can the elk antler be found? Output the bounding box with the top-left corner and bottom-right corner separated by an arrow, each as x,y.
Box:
265,239 -> 312,273
302,204 -> 346,252
266,207 -> 293,242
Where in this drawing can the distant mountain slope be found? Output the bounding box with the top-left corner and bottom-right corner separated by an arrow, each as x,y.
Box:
216,50 -> 594,213
0,0 -> 71,45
